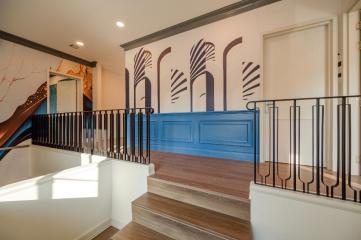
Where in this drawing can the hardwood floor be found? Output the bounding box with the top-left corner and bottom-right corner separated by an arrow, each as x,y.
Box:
92,151 -> 361,239
151,151 -> 361,201
133,193 -> 250,240
93,226 -> 119,240
111,222 -> 172,240
151,151 -> 253,200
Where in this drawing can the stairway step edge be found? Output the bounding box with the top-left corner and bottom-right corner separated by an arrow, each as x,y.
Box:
133,204 -> 239,240
148,176 -> 250,204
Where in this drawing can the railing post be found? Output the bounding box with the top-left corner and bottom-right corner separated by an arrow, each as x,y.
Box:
253,102 -> 257,184
116,110 -> 121,159
146,108 -> 151,164
123,109 -> 128,160
315,98 -> 321,195
130,109 -> 136,161
110,110 -> 114,157
292,100 -> 297,191
341,97 -> 347,200
138,109 -> 144,163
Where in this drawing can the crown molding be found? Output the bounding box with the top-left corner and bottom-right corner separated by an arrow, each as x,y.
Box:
0,30 -> 97,68
120,0 -> 280,51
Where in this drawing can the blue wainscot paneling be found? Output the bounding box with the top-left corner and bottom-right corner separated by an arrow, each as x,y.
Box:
147,111 -> 259,161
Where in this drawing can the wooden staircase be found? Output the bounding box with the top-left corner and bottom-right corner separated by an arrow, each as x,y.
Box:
111,175 -> 251,240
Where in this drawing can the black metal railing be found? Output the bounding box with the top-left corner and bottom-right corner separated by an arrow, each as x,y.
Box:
32,108 -> 154,164
247,95 -> 361,203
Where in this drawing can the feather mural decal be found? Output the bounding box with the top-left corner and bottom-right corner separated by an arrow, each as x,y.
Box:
242,61 -> 260,100
134,48 -> 152,86
133,48 -> 152,108
190,39 -> 215,112
190,39 -> 215,82
170,69 -> 187,104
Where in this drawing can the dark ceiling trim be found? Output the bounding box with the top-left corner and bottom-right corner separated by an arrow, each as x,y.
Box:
120,0 -> 280,51
0,30 -> 97,68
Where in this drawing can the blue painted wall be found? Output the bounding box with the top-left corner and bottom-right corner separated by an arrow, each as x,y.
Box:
136,111 -> 259,161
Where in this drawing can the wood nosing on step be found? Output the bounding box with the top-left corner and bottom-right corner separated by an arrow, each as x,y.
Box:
148,175 -> 250,204
133,203 -> 238,240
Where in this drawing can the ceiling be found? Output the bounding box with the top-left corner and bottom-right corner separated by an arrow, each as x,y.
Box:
0,0 -> 240,73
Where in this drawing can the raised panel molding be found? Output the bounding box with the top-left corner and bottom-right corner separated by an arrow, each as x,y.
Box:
161,121 -> 193,143
199,120 -> 251,147
147,111 -> 259,161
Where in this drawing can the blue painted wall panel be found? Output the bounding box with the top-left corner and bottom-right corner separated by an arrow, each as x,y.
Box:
134,111 -> 259,161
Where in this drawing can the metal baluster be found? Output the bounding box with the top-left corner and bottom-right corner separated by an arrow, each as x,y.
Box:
341,97 -> 347,200
253,103 -> 257,183
104,111 -> 108,157
130,109 -> 136,162
123,110 -> 128,160
138,109 -> 144,163
292,100 -> 297,191
116,110 -> 121,159
146,109 -> 151,164
110,110 -> 114,157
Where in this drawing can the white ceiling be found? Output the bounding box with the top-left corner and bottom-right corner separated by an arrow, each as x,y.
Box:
0,0 -> 240,73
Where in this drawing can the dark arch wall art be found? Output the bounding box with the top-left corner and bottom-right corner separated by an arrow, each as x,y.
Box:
124,4 -> 276,114
126,33 -> 261,113
190,39 -> 215,112
133,48 -> 152,108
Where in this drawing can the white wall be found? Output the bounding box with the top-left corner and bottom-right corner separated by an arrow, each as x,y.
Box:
0,147 -> 153,240
0,160 -> 112,240
0,140 -> 31,187
111,160 -> 154,229
31,145 -> 105,177
251,183 -> 361,240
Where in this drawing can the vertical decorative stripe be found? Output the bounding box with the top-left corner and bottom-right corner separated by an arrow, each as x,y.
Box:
157,47 -> 171,112
223,37 -> 243,111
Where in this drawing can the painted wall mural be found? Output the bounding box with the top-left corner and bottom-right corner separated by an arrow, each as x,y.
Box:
125,0 -> 344,114
126,34 -> 260,113
0,39 -> 93,160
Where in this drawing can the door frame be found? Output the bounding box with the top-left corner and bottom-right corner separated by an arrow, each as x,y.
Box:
47,70 -> 83,113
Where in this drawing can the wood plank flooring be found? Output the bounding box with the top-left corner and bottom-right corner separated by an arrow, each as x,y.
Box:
111,222 -> 172,240
151,151 -> 253,200
92,226 -> 119,240
133,192 -> 250,240
151,151 -> 361,201
92,151 -> 361,239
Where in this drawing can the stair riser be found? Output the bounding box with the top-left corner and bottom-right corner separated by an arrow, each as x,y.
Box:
148,178 -> 250,221
133,205 -> 229,240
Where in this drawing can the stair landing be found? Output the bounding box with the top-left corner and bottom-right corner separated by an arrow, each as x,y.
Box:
151,151 -> 253,200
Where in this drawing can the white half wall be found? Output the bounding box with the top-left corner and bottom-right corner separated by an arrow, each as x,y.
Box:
111,160 -> 154,229
0,140 -> 31,187
31,145 -> 106,177
0,147 -> 153,240
251,182 -> 361,240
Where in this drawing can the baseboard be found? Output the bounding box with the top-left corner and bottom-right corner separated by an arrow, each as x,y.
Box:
75,218 -> 112,240
111,219 -> 128,230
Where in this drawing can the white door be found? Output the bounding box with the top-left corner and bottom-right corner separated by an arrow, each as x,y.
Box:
262,21 -> 333,166
57,79 -> 78,113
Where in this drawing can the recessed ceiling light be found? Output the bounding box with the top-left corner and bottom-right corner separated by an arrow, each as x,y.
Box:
116,21 -> 125,28
76,41 -> 84,47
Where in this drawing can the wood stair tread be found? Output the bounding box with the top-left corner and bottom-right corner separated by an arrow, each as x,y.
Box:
148,175 -> 250,204
150,173 -> 250,200
133,193 -> 251,240
110,222 -> 173,240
